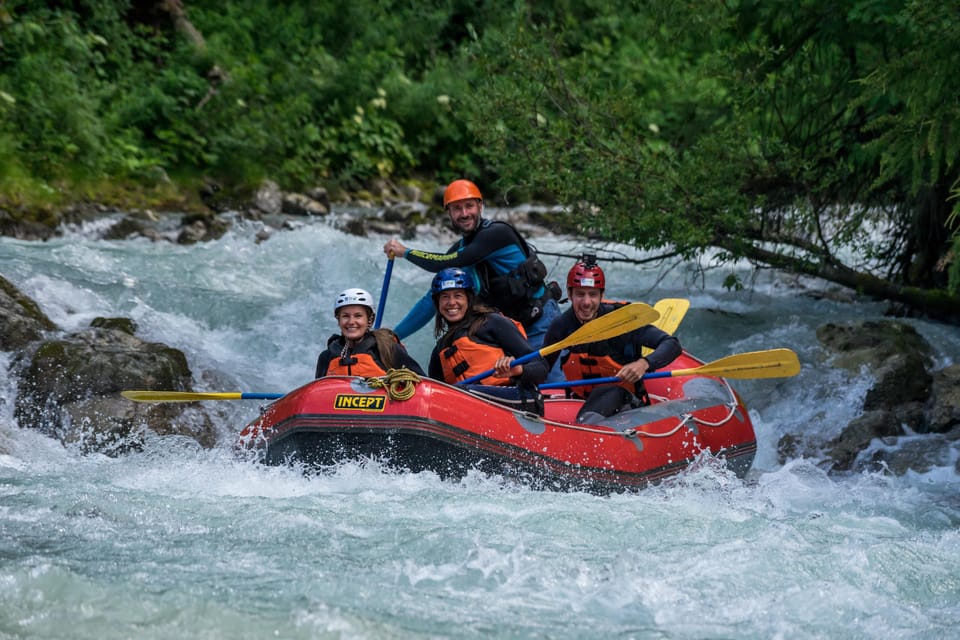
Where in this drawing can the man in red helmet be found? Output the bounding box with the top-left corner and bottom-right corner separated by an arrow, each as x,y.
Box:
543,255 -> 682,422
383,179 -> 562,381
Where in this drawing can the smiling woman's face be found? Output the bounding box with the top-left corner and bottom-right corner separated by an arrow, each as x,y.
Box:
337,305 -> 371,342
437,289 -> 469,323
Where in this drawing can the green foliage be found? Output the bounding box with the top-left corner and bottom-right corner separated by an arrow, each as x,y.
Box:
460,2 -> 749,252
457,0 -> 960,310
0,0 -> 494,190
0,0 -> 958,309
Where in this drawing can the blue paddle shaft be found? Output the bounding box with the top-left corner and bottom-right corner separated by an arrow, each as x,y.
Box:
374,258 -> 394,329
538,370 -> 672,391
456,350 -> 540,386
538,376 -> 620,390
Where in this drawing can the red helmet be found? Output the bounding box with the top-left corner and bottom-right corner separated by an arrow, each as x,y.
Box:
567,260 -> 605,290
443,179 -> 483,207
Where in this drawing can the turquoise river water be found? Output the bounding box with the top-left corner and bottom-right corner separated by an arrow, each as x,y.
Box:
1,213 -> 959,639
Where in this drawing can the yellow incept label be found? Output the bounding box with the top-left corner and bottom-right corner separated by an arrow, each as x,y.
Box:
334,394 -> 386,412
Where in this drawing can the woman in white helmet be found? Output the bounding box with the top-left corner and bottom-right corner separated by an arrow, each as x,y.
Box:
315,288 -> 424,378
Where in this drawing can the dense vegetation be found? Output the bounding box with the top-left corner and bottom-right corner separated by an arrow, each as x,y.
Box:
1,0 -> 958,317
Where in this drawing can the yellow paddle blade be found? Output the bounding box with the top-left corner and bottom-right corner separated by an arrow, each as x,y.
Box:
642,297 -> 690,356
670,349 -> 801,379
122,390 -> 246,402
541,302 -> 659,358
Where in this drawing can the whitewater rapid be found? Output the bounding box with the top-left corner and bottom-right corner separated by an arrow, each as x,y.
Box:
1,214 -> 958,639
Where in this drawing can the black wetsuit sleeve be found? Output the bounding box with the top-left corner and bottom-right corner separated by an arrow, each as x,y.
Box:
315,350 -> 332,378
542,310 -> 576,369
427,345 -> 444,381
393,344 -> 426,376
480,315 -> 548,384
403,224 -> 518,272
632,325 -> 682,371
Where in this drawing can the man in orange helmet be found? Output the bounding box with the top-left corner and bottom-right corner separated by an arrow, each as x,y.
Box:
544,255 -> 682,422
383,179 -> 562,381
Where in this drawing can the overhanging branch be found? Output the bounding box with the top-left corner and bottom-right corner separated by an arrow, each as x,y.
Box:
716,238 -> 960,318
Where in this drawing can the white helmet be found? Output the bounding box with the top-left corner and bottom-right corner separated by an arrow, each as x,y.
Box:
334,288 -> 375,315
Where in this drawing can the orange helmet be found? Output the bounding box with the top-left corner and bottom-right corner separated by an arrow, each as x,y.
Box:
443,179 -> 483,207
567,259 -> 605,290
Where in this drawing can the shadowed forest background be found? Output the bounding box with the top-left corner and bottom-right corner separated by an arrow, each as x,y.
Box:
1,0 -> 958,318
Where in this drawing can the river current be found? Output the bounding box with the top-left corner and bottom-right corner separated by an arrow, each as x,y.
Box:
1,213 -> 959,639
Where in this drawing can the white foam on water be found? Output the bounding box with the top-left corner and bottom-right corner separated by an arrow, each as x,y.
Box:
1,221 -> 958,638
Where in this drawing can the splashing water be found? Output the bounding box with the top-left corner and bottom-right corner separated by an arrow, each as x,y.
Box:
2,215 -> 958,638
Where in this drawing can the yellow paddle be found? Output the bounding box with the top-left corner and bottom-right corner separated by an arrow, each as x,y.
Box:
457,302 -> 660,385
121,390 -> 283,403
539,348 -> 801,390
642,297 -> 690,357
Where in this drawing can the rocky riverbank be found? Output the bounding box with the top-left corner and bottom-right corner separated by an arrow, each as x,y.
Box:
0,178 -> 575,244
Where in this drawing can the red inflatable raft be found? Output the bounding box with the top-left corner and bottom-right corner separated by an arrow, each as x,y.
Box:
236,350 -> 758,493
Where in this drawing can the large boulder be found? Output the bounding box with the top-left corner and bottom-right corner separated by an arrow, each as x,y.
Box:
0,274 -> 57,352
815,319 -> 933,371
14,317 -> 216,454
811,319 -> 960,475
926,364 -> 960,434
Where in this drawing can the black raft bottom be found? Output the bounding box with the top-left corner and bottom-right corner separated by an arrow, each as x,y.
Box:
258,427 -> 756,495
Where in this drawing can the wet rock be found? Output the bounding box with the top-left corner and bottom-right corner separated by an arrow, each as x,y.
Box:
0,275 -> 57,352
826,410 -> 903,472
815,319 -> 960,475
365,219 -> 406,236
306,187 -> 331,211
254,227 -> 273,244
862,430 -> 958,475
343,218 -> 369,237
0,205 -> 61,240
177,219 -> 208,244
926,364 -> 960,434
253,179 -> 282,215
91,316 -> 138,335
816,320 -> 933,371
14,318 -> 216,454
862,351 -> 932,411
103,216 -> 149,240
175,212 -> 228,244
776,433 -> 804,464
382,201 -> 427,223
282,192 -> 329,217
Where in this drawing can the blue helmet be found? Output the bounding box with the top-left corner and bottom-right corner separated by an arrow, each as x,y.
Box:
431,267 -> 471,296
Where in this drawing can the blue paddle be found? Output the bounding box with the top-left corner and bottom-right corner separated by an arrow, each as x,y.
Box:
373,256 -> 394,329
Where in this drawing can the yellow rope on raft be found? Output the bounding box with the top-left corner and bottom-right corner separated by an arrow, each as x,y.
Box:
365,367 -> 422,401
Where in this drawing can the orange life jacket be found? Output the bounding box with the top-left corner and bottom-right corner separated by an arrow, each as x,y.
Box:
324,334 -> 389,377
439,334 -> 512,386
561,352 -> 633,398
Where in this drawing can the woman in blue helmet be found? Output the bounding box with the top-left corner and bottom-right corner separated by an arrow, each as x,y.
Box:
427,267 -> 547,414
